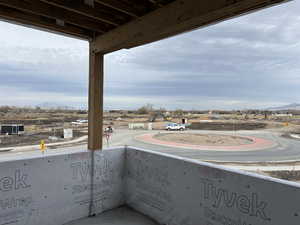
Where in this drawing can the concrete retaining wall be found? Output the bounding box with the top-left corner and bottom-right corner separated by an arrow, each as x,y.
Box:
128,123 -> 145,130
125,147 -> 300,225
0,148 -> 125,225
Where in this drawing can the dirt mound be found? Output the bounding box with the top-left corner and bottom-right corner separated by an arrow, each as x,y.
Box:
266,170 -> 300,181
188,122 -> 267,131
0,117 -> 78,125
154,133 -> 253,146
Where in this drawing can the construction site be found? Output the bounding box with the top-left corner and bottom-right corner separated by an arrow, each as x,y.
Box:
2,106 -> 300,183
0,106 -> 292,149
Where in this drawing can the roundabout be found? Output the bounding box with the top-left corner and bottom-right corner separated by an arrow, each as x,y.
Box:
127,129 -> 300,163
135,132 -> 276,151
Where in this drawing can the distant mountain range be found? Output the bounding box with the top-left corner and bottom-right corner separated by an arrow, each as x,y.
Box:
267,103 -> 300,111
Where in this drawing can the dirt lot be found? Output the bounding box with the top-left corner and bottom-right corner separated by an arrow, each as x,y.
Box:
0,107 -> 296,149
154,133 -> 253,146
0,130 -> 85,148
266,170 -> 300,181
188,121 -> 282,130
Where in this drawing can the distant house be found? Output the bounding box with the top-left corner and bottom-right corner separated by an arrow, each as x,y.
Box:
0,124 -> 24,135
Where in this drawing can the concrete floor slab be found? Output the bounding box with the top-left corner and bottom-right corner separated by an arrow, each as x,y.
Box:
65,206 -> 159,225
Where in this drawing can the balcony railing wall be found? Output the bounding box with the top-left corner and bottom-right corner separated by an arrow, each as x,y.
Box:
1,146 -> 300,225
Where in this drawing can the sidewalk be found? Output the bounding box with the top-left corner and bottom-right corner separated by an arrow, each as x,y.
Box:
223,164 -> 300,171
0,135 -> 87,152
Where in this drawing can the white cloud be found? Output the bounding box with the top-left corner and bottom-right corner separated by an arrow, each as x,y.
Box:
0,1 -> 300,110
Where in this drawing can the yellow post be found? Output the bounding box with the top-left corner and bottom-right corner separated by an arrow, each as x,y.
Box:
40,140 -> 46,153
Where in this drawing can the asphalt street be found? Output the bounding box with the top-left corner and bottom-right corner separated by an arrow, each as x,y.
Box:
1,129 -> 300,163
108,129 -> 300,162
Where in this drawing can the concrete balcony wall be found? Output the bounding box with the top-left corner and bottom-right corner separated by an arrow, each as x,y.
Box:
0,148 -> 126,225
1,146 -> 300,225
125,147 -> 300,225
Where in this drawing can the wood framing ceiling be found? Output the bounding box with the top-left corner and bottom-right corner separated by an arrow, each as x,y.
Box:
0,0 -> 289,44
0,0 -> 172,40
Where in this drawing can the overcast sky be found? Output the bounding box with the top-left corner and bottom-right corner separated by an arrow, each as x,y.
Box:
0,1 -> 299,110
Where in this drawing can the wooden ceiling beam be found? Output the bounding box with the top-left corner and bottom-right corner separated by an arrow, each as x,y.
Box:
0,0 -> 110,33
92,0 -> 289,53
0,5 -> 92,40
148,0 -> 164,7
40,0 -> 125,26
95,0 -> 141,18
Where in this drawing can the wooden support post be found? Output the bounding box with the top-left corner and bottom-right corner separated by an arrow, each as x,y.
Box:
88,42 -> 103,151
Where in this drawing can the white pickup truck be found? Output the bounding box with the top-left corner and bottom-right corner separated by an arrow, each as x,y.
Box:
165,123 -> 185,131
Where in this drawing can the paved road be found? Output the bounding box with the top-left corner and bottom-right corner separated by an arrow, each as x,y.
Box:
1,129 -> 300,162
108,129 -> 300,162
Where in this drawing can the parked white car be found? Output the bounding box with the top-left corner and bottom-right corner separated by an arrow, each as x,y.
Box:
165,123 -> 185,131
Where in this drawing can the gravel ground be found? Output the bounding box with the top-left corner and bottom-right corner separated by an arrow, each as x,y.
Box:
0,130 -> 84,148
153,133 -> 253,146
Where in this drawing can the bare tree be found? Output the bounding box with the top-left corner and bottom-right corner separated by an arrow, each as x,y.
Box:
137,104 -> 154,114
